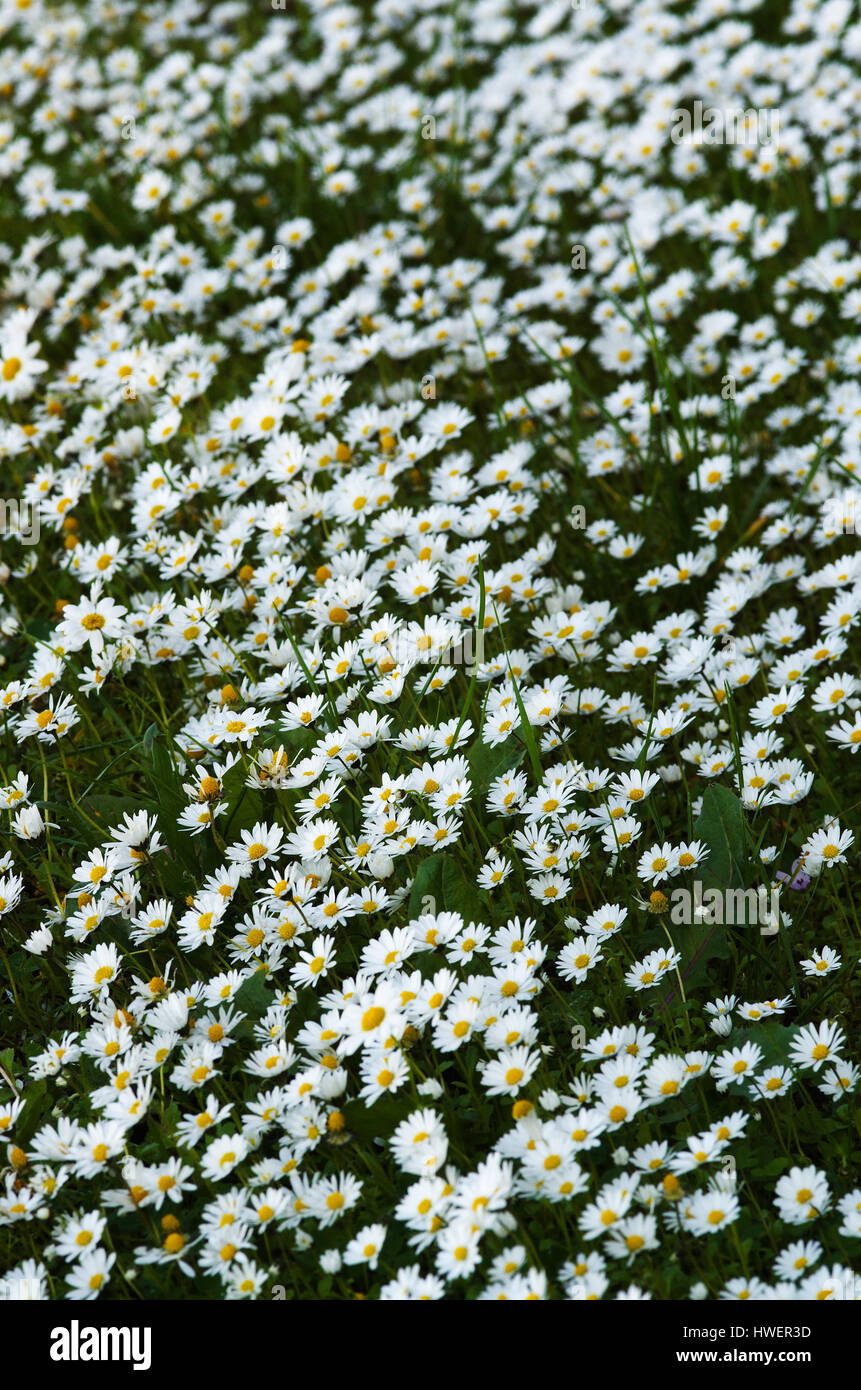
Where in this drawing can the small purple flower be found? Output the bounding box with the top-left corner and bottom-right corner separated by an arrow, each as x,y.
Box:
775,857 -> 811,891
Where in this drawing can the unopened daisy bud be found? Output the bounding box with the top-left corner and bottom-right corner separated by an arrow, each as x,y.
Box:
658,765 -> 682,783
24,926 -> 52,954
367,849 -> 394,879
417,1078 -> 444,1099
13,805 -> 44,840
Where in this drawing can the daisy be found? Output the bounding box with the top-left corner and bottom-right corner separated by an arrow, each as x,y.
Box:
789,1020 -> 846,1072
800,822 -> 854,871
480,1046 -> 541,1096
0,309 -> 47,401
800,945 -> 842,977
58,592 -> 128,655
774,1166 -> 831,1225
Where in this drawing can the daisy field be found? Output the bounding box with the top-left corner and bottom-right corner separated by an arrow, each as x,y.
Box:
0,0 -> 860,1305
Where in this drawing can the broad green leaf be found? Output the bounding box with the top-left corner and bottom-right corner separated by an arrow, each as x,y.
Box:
407,853 -> 485,922
723,1018 -> 793,1070
467,734 -> 525,798
656,785 -> 749,1013
147,737 -> 192,883
81,792 -> 158,826
441,855 -> 485,921
696,783 -> 748,891
16,1079 -> 50,1145
407,855 -> 443,920
342,1093 -> 411,1141
234,970 -> 273,1020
